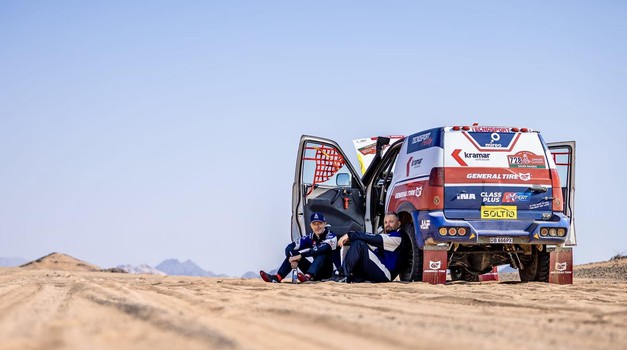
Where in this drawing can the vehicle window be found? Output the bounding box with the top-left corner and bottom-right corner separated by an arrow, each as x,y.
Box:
301,141 -> 352,188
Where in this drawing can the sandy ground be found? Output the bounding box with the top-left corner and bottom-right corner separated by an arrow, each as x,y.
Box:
1,263 -> 626,350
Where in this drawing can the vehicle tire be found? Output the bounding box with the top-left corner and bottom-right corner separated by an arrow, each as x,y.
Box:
399,220 -> 423,282
536,248 -> 550,282
449,267 -> 463,281
519,246 -> 549,282
461,268 -> 480,282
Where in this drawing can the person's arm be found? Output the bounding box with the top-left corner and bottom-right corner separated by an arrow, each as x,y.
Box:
381,232 -> 402,252
286,236 -> 311,257
301,233 -> 338,257
347,231 -> 384,249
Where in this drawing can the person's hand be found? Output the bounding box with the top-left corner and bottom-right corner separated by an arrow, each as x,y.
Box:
338,235 -> 349,247
290,261 -> 298,269
289,255 -> 301,264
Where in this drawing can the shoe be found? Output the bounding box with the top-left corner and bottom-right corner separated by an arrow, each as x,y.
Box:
326,271 -> 347,283
259,270 -> 280,283
297,272 -> 311,283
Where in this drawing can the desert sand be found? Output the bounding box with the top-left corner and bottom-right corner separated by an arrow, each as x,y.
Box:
0,256 -> 625,350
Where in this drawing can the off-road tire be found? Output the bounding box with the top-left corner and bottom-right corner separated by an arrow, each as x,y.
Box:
450,267 -> 463,281
536,248 -> 550,282
461,268 -> 480,282
399,221 -> 423,282
519,246 -> 550,282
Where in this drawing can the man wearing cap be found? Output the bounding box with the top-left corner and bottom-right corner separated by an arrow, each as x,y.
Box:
329,212 -> 405,283
260,212 -> 340,283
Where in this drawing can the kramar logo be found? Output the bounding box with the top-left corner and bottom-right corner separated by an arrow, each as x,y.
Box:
464,152 -> 490,160
406,157 -> 424,176
429,261 -> 441,270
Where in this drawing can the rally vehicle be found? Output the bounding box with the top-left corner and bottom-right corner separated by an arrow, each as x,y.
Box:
291,125 -> 576,282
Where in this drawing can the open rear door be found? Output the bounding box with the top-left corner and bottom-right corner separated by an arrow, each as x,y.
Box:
548,141 -> 576,246
291,135 -> 366,242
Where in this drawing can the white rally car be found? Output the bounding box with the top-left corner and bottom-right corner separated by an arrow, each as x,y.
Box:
291,125 -> 575,282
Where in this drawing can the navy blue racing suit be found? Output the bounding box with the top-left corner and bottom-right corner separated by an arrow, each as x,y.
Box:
342,229 -> 404,282
277,228 -> 340,280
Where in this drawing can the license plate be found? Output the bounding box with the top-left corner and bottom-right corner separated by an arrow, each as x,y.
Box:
481,205 -> 517,220
489,237 -> 514,244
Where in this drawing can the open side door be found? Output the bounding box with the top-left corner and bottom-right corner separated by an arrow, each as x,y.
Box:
291,135 -> 366,242
548,141 -> 576,246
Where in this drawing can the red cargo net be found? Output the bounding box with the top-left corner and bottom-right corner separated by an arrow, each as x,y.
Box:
303,145 -> 345,194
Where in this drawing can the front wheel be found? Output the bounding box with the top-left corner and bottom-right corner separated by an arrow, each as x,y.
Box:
399,221 -> 423,282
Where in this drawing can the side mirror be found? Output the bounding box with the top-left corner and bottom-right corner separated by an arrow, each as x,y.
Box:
336,173 -> 351,187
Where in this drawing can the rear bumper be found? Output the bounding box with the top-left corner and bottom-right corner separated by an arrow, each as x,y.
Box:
411,210 -> 570,248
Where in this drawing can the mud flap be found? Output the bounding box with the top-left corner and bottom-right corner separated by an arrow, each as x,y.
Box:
548,247 -> 573,284
479,267 -> 499,282
422,245 -> 447,284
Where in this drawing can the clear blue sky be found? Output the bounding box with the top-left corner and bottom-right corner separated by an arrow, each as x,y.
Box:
1,1 -> 625,276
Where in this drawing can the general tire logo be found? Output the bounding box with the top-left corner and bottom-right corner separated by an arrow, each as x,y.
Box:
429,261 -> 441,270
555,262 -> 568,272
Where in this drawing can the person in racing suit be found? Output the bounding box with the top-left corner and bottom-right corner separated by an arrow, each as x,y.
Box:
260,212 -> 340,283
330,212 -> 404,283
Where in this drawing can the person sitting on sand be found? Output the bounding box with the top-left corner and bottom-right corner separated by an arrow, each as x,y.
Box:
329,212 -> 404,283
260,212 -> 340,283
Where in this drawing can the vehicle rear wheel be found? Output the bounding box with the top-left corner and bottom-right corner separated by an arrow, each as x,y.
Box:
519,246 -> 550,282
461,268 -> 480,282
399,221 -> 423,282
450,267 -> 463,281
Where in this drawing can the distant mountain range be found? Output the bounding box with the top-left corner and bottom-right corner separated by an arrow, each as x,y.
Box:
1,255 -> 255,278
155,259 -> 229,277
241,271 -> 259,279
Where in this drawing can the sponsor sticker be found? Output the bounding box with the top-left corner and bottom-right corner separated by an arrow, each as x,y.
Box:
508,151 -> 546,169
457,193 -> 476,200
405,157 -> 423,176
529,201 -> 550,210
502,192 -> 531,203
481,205 -> 517,219
414,186 -> 423,197
466,173 -> 532,182
429,260 -> 441,269
471,126 -> 511,133
480,192 -> 502,203
407,128 -> 441,153
464,151 -> 490,160
393,185 -> 423,199
555,262 -> 567,272
467,132 -> 516,149
420,219 -> 430,230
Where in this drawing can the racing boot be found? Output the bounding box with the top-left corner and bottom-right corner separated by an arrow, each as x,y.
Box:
259,270 -> 281,283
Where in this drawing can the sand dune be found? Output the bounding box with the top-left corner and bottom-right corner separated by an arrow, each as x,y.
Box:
0,258 -> 626,350
19,252 -> 101,272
